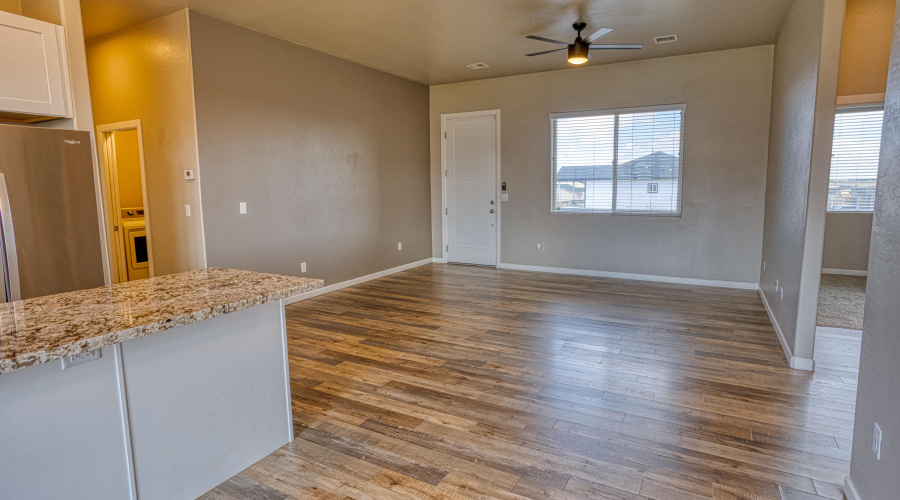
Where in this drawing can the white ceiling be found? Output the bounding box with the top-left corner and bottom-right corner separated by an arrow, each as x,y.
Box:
80,0 -> 795,85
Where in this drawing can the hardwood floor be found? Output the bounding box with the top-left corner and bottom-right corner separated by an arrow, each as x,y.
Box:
202,264 -> 857,500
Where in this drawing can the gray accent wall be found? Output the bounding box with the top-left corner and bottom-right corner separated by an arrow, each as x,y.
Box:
758,0 -> 844,363
188,13 -> 431,286
822,212 -> 873,272
430,46 -> 774,284
848,2 -> 900,495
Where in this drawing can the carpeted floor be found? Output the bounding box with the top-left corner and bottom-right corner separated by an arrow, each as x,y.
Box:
817,274 -> 867,330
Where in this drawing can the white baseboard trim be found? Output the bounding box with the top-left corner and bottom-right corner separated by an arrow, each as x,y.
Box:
844,476 -> 861,500
284,258 -> 434,304
822,268 -> 868,277
790,355 -> 815,371
433,257 -> 448,264
496,263 -> 759,290
758,288 -> 815,371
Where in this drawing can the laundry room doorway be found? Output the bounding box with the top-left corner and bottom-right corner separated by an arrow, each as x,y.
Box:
97,120 -> 154,283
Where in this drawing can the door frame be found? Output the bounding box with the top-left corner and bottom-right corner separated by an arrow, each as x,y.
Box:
96,120 -> 155,283
440,109 -> 502,266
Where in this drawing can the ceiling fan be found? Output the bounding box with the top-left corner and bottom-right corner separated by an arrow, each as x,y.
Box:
526,22 -> 643,65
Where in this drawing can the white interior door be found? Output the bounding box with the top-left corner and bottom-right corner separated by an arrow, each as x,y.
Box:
445,114 -> 498,266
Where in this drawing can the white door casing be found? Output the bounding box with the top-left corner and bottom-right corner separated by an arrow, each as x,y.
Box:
442,111 -> 500,266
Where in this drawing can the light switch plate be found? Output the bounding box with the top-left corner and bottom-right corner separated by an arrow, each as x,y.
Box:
184,204 -> 191,217
184,169 -> 194,180
239,202 -> 247,214
501,194 -> 509,202
300,262 -> 307,273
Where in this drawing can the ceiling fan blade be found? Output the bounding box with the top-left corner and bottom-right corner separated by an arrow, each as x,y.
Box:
526,47 -> 568,57
589,44 -> 644,50
526,35 -> 569,46
584,27 -> 614,44
588,52 -> 595,61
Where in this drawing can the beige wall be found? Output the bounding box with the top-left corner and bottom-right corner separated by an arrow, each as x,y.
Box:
430,46 -> 774,285
822,212 -> 872,271
849,4 -> 900,496
0,0 -> 21,14
187,12 -> 431,285
113,129 -> 144,208
1,0 -> 59,23
86,9 -> 205,277
838,0 -> 896,97
759,0 -> 845,364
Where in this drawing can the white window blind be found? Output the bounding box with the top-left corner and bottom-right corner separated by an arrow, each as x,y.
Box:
551,104 -> 684,215
828,106 -> 884,212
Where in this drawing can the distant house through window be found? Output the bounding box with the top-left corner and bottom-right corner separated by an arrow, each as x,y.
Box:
551,104 -> 685,215
828,106 -> 884,212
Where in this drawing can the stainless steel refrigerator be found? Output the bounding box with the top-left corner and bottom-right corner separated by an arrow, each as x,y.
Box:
0,124 -> 105,302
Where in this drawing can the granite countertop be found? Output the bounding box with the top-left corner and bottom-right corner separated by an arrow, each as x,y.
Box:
0,267 -> 323,374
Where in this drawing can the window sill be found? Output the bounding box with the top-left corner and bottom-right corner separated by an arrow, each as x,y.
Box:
551,210 -> 681,217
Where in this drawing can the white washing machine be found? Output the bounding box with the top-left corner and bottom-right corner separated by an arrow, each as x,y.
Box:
121,208 -> 149,281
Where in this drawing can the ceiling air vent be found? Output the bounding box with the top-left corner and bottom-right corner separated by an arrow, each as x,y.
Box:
653,35 -> 678,45
466,62 -> 490,70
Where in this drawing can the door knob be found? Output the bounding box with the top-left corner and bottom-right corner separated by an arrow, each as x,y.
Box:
490,209 -> 495,213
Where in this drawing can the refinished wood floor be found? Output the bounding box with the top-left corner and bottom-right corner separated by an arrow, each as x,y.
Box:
202,264 -> 858,500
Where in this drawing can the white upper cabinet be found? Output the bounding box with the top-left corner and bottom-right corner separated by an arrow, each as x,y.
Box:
0,10 -> 71,121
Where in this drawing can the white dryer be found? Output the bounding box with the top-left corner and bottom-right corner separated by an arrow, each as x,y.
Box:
121,208 -> 149,281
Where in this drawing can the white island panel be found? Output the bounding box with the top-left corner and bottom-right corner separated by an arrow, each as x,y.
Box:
0,345 -> 133,499
121,300 -> 292,500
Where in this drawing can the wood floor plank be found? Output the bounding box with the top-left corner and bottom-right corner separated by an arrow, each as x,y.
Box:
203,264 -> 859,499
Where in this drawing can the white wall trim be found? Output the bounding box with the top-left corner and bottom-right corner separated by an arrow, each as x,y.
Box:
843,476 -> 862,500
284,258 -> 434,304
498,263 -> 758,290
758,288 -> 815,371
836,93 -> 886,106
822,268 -> 868,276
184,9 -> 209,270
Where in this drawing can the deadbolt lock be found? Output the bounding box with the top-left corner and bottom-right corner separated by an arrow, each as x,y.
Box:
490,200 -> 495,205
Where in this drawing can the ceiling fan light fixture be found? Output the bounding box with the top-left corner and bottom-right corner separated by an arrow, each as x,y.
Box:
567,44 -> 589,65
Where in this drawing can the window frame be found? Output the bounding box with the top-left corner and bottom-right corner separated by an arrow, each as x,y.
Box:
549,103 -> 686,217
826,103 -> 885,213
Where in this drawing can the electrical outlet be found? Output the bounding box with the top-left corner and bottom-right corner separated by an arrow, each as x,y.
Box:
62,349 -> 101,369
184,204 -> 191,217
873,422 -> 883,460
239,202 -> 247,214
398,242 -> 402,251
184,169 -> 194,180
300,262 -> 307,273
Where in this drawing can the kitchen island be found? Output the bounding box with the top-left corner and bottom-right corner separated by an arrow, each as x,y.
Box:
0,267 -> 322,499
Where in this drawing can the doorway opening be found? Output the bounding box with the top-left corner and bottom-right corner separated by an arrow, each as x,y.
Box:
810,0 -> 896,376
97,120 -> 154,283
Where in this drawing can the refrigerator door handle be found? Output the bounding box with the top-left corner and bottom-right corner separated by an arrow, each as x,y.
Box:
0,174 -> 21,302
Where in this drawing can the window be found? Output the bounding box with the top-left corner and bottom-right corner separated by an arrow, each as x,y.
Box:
828,106 -> 884,212
551,104 -> 684,215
